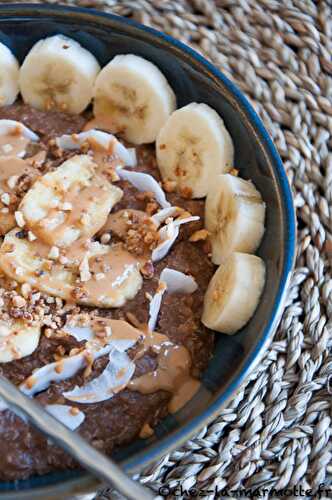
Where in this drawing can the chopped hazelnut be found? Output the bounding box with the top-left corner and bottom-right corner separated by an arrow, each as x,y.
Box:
189,229 -> 209,242
28,231 -> 37,242
1,193 -> 10,206
2,144 -> 13,154
100,233 -> 111,244
14,211 -> 25,228
21,283 -> 32,298
7,175 -> 19,190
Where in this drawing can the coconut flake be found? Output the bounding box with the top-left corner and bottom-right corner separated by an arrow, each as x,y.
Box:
148,268 -> 198,331
64,325 -> 94,342
0,120 -> 39,143
173,215 -> 200,227
64,350 -> 135,404
151,207 -> 179,228
55,130 -> 136,167
64,325 -> 138,353
160,268 -> 198,294
117,169 -> 171,209
45,404 -> 85,430
148,283 -> 167,332
152,215 -> 200,262
20,343 -> 112,397
152,221 -> 179,262
0,397 -> 8,412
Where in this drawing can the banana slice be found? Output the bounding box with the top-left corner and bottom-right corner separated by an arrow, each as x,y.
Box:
205,174 -> 266,264
0,42 -> 19,106
93,54 -> 176,144
19,35 -> 100,114
156,103 -> 234,198
0,318 -> 41,363
0,231 -> 143,308
202,252 -> 266,334
20,155 -> 123,247
0,156 -> 39,236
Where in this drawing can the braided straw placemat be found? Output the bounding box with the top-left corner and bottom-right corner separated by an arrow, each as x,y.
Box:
7,0 -> 332,497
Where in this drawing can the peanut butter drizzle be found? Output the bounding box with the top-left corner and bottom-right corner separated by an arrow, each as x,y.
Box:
129,342 -> 200,414
26,150 -> 46,168
70,132 -> 123,178
82,315 -> 200,413
100,209 -> 151,238
0,130 -> 30,158
28,238 -> 141,304
0,157 -> 37,189
90,317 -> 143,345
33,175 -> 111,247
84,245 -> 140,301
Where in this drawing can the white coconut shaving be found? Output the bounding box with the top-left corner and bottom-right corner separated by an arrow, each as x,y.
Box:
152,221 -> 179,262
63,349 -> 135,404
116,168 -> 171,209
152,215 -> 200,262
0,397 -> 8,412
55,130 -> 136,167
63,317 -> 142,353
0,120 -> 39,142
20,343 -> 112,397
45,404 -> 85,430
148,283 -> 167,332
0,120 -> 39,158
63,325 -> 94,342
151,206 -> 179,228
160,268 -> 198,294
148,268 -> 198,331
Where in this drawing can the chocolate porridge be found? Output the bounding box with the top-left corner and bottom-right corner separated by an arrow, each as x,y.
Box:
0,36 -> 266,482
0,103 -> 215,480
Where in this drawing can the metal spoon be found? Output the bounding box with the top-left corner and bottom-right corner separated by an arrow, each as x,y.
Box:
0,374 -> 153,500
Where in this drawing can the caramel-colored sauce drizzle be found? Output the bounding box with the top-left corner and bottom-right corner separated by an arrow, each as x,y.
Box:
84,245 -> 140,302
87,316 -> 200,414
129,338 -> 200,414
100,209 -> 151,238
0,130 -> 30,158
31,174 -> 111,247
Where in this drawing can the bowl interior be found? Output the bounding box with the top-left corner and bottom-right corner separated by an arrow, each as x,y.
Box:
0,5 -> 295,497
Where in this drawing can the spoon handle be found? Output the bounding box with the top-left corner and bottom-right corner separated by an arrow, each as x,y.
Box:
0,374 -> 153,500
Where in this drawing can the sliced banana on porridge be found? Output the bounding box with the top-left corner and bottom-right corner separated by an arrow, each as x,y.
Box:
202,252 -> 266,334
0,231 -> 143,308
93,54 -> 176,144
20,155 -> 123,247
156,103 -> 234,198
19,35 -> 100,114
0,318 -> 41,363
0,156 -> 39,236
205,174 -> 265,264
0,42 -> 19,106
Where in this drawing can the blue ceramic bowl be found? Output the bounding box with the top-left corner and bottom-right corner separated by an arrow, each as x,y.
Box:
0,4 -> 296,498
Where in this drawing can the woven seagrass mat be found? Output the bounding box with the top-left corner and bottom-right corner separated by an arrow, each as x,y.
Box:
6,0 -> 332,498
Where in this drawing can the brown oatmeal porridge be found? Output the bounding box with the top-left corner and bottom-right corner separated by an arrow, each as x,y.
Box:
0,37 -> 266,481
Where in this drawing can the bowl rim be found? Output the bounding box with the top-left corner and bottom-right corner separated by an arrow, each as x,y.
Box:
0,3 -> 296,497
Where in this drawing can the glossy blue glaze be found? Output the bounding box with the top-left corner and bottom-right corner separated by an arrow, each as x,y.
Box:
0,4 -> 296,497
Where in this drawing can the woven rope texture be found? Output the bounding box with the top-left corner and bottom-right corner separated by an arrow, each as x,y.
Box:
4,0 -> 332,498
